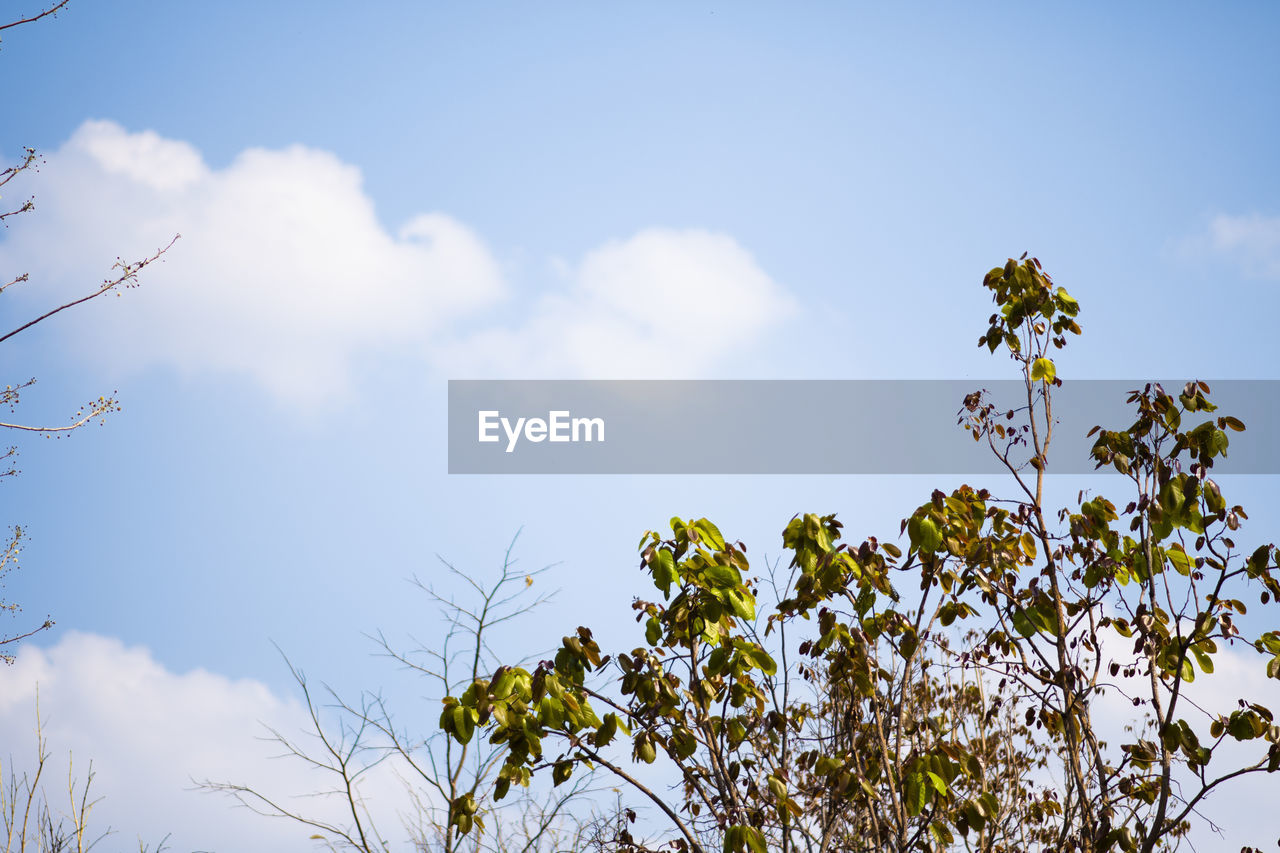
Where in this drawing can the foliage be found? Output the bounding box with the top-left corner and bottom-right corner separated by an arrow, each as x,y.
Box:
438,257 -> 1280,853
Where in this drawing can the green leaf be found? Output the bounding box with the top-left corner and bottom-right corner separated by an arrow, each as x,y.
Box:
1055,286 -> 1079,315
726,588 -> 756,621
702,564 -> 740,589
907,772 -> 927,816
692,518 -> 726,550
490,667 -> 516,700
1019,531 -> 1037,560
939,601 -> 957,627
453,705 -> 475,744
724,825 -> 766,853
1012,608 -> 1036,638
1030,357 -> 1056,383
746,644 -> 778,676
965,800 -> 987,831
1031,601 -> 1059,636
707,645 -> 730,676
1210,428 -> 1229,457
539,696 -> 564,729
635,733 -> 657,763
930,820 -> 955,846
1166,546 -> 1192,576
907,514 -> 943,553
650,549 -> 677,593
645,616 -> 662,646
899,626 -> 919,660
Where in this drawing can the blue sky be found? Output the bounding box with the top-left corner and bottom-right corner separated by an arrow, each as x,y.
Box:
3,2 -> 1279,850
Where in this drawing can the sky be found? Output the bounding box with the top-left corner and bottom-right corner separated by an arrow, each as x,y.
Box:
2,2 -> 1279,850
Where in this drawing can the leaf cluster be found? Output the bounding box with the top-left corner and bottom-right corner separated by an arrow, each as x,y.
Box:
439,258 -> 1280,853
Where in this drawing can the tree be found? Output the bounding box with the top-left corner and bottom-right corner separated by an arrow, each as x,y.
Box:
1,5 -> 175,850
437,257 -> 1280,853
202,535 -> 600,852
1,696 -> 172,853
0,1 -> 178,663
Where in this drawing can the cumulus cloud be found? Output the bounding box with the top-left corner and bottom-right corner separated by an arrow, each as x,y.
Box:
438,227 -> 796,378
1195,212 -> 1280,280
0,632 -> 407,853
1,120 -> 506,401
0,122 -> 796,399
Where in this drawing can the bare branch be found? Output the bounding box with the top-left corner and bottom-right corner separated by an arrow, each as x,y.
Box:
0,234 -> 180,347
0,1 -> 72,33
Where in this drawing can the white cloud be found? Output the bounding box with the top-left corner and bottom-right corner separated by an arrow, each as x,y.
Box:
0,632 -> 408,853
76,123 -> 208,192
0,123 -> 797,399
438,227 -> 796,378
1,120 -> 506,402
1198,212 -> 1280,280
